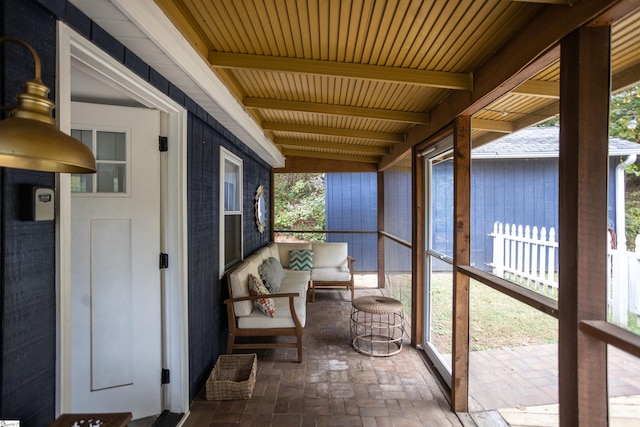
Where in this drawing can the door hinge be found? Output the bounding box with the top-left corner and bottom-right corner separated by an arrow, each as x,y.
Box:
159,136 -> 168,152
159,253 -> 169,269
161,368 -> 170,385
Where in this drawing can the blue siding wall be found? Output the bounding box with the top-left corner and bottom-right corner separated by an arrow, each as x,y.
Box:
1,1 -> 58,424
471,157 -> 620,271
325,173 -> 378,271
1,1 -> 272,424
328,158 -> 621,274
470,158 -> 559,270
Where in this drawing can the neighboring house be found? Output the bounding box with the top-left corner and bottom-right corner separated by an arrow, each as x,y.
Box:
325,127 -> 640,272
470,126 -> 640,271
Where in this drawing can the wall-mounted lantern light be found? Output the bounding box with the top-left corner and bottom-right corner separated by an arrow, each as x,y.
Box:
0,37 -> 96,173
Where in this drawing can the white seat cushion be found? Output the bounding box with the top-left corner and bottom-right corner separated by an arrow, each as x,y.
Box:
312,242 -> 348,268
281,270 -> 311,291
311,267 -> 351,282
238,282 -> 308,329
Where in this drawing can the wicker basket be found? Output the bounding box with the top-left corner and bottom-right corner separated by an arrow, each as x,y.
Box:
205,353 -> 257,400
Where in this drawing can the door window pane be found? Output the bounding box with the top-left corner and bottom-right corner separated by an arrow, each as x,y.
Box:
97,163 -> 127,193
71,174 -> 94,193
97,131 -> 126,161
71,128 -> 128,194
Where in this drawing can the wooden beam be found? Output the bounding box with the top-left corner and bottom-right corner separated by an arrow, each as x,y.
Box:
452,116 -> 471,412
457,266 -> 559,317
474,101 -> 561,147
209,51 -> 473,90
612,62 -> 640,92
244,97 -> 429,124
275,138 -> 389,156
262,122 -> 405,143
511,0 -> 576,4
380,0 -> 625,170
280,149 -> 380,164
471,118 -> 515,133
558,24 -> 611,427
512,79 -> 560,98
580,320 -> 640,359
275,156 -> 377,173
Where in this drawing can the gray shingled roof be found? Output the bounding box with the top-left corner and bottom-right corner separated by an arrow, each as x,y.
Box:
472,126 -> 640,159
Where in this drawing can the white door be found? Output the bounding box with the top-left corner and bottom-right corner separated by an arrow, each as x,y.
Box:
70,102 -> 162,419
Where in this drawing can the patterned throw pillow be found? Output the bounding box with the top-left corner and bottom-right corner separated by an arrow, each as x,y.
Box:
289,249 -> 314,271
248,274 -> 275,317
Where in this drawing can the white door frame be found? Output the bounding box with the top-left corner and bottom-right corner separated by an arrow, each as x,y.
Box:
56,22 -> 189,417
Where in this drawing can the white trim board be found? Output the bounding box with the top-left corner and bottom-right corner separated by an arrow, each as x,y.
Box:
56,22 -> 190,418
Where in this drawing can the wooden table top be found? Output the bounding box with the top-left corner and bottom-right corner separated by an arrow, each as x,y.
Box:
49,412 -> 132,427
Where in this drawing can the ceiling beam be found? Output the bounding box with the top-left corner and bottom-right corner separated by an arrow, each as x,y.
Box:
510,0 -> 576,4
612,62 -> 640,92
512,80 -> 560,98
209,52 -> 473,90
471,118 -> 515,133
280,149 -> 380,164
244,97 -> 430,124
275,156 -> 377,173
381,0 -> 626,170
472,57 -> 636,147
274,138 -> 389,156
262,122 -> 405,143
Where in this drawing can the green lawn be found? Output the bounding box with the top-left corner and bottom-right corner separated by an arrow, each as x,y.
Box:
386,271 -> 640,353
387,272 -> 559,353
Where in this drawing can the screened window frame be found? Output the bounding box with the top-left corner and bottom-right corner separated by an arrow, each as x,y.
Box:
220,147 -> 243,275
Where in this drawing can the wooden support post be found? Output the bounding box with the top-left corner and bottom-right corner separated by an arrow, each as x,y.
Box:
412,147 -> 425,347
377,171 -> 385,289
558,24 -> 611,427
452,115 -> 471,411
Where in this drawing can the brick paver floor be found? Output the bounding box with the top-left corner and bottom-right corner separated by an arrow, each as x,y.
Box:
183,288 -> 472,426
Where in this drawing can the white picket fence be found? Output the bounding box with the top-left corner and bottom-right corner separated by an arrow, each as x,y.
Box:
490,221 -> 640,327
489,222 -> 558,296
608,233 -> 640,325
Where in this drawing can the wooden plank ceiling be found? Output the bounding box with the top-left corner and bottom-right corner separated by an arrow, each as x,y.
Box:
154,0 -> 640,169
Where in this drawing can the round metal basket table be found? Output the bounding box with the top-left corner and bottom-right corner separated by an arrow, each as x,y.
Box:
350,295 -> 405,357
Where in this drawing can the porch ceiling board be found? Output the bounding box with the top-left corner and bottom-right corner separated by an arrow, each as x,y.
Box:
261,122 -> 405,143
149,0 -> 638,170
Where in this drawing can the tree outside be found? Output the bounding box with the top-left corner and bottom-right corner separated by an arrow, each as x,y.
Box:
274,173 -> 326,242
610,85 -> 640,250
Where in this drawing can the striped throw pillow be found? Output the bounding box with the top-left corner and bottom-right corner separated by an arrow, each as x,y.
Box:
289,249 -> 314,271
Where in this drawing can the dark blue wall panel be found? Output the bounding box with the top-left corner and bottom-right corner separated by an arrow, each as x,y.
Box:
1,1 -> 58,425
1,0 -> 274,423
